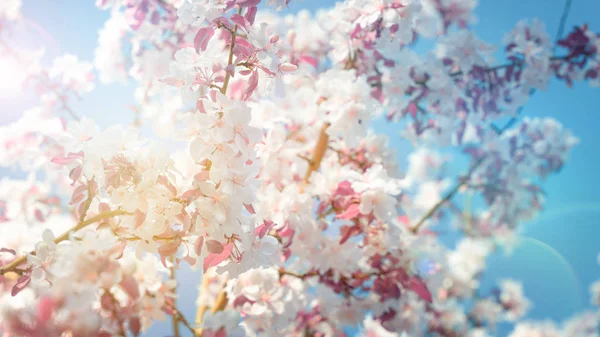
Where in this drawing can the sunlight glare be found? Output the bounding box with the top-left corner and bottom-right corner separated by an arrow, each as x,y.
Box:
0,56 -> 27,96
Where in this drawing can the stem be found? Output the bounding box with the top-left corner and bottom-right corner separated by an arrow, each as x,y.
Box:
278,268 -> 319,280
302,122 -> 331,186
194,275 -> 211,337
220,7 -> 243,95
194,277 -> 228,337
0,209 -> 132,275
169,256 -> 180,337
211,289 -> 229,313
172,307 -> 195,335
410,157 -> 487,234
194,8 -> 245,336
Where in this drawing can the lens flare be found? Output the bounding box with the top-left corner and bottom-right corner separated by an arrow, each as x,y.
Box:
485,235 -> 584,320
0,56 -> 27,95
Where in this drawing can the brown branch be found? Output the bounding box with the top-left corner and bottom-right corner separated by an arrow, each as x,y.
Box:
278,268 -> 319,280
0,209 -> 132,275
194,276 -> 229,337
194,275 -> 211,337
169,256 -> 180,337
220,7 -> 243,95
170,306 -> 195,335
410,157 -> 487,234
302,122 -> 331,186
195,8 -> 249,336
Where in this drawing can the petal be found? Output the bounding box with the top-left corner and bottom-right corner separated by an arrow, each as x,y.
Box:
31,267 -> 45,280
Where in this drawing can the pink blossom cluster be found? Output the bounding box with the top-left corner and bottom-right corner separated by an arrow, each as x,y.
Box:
0,0 -> 599,337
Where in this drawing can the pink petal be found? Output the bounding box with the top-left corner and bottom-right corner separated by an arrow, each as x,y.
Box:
194,236 -> 204,256
194,27 -> 215,53
279,62 -> 298,72
203,243 -> 233,272
11,275 -> 31,296
206,239 -> 224,254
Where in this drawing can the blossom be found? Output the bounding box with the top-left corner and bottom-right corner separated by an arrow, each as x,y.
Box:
49,54 -> 95,94
436,30 -> 495,73
498,279 -> 531,321
351,165 -> 401,221
508,321 -> 560,337
361,316 -> 399,337
177,0 -> 226,26
0,0 -> 21,21
0,1 -> 599,336
470,298 -> 502,327
94,10 -> 129,83
202,309 -> 245,336
27,229 -> 57,280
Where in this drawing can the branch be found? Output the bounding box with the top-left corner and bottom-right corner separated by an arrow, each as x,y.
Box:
220,7 -> 243,95
194,275 -> 211,337
169,256 -> 180,337
194,8 -> 245,337
278,268 -> 319,280
410,157 -> 487,234
0,209 -> 132,275
194,277 -> 229,337
170,306 -> 195,335
554,0 -> 573,50
302,122 -> 331,186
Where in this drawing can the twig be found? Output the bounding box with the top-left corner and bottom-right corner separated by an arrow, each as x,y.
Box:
194,8 -> 245,337
410,157 -> 487,234
554,0 -> 573,52
171,307 -> 195,335
220,7 -> 243,95
169,256 -> 180,337
0,209 -> 132,275
302,122 -> 331,186
278,268 -> 319,280
194,275 -> 211,337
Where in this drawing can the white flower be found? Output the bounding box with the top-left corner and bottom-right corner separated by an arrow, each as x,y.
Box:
177,0 -> 225,26
228,268 -> 286,316
498,279 -> 531,321
94,10 -> 128,84
361,316 -> 398,337
351,165 -> 401,221
49,54 -> 95,94
470,298 -> 502,327
437,30 -> 494,73
0,0 -> 21,21
508,321 -> 560,337
27,229 -> 57,280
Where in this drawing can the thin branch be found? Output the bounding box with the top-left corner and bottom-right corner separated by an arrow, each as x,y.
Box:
220,7 -> 243,95
410,157 -> 487,234
169,256 -> 180,337
554,0 -> 573,51
278,268 -> 319,280
194,278 -> 229,337
194,8 -> 244,337
0,209 -> 132,275
194,275 -> 211,337
302,122 -> 331,186
171,307 -> 196,335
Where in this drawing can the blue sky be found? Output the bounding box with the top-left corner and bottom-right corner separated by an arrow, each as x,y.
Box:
2,0 -> 600,336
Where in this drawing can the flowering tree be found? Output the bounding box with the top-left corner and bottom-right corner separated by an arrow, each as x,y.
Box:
0,0 -> 599,336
